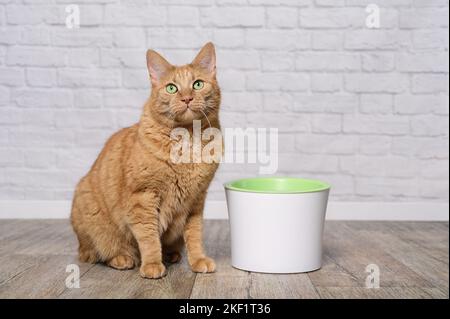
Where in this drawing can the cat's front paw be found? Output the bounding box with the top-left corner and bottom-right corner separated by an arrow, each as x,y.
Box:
190,257 -> 216,273
140,262 -> 167,279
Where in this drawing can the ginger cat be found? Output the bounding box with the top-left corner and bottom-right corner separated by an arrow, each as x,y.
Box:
71,43 -> 221,279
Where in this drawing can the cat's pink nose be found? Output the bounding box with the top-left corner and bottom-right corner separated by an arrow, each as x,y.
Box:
181,96 -> 193,105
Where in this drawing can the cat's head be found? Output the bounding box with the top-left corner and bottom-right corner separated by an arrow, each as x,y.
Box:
146,42 -> 220,126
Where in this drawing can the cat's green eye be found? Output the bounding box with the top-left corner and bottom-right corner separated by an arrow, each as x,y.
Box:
166,84 -> 178,94
193,80 -> 204,90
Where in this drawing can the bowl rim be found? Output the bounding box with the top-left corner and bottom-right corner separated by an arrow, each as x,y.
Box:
223,176 -> 331,194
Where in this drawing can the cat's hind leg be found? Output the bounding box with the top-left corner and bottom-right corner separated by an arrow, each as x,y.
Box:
76,232 -> 99,263
163,236 -> 184,264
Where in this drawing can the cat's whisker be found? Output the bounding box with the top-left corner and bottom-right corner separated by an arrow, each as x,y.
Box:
199,109 -> 212,130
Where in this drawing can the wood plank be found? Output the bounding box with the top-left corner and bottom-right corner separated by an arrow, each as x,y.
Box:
308,255 -> 360,287
0,254 -> 41,285
0,220 -> 76,256
190,274 -> 251,299
60,259 -> 196,299
317,287 -> 435,299
340,221 -> 448,290
0,255 -> 93,299
249,273 -> 319,299
321,221 -> 435,288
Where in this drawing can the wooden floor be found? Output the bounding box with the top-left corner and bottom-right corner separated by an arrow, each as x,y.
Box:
0,220 -> 448,299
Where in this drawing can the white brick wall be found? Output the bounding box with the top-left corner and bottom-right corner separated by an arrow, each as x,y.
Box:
0,0 -> 448,204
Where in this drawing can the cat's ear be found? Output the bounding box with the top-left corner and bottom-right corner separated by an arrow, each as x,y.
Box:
192,42 -> 216,76
146,49 -> 172,85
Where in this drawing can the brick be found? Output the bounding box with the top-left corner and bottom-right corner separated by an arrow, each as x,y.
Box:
213,29 -> 245,49
25,149 -> 56,168
345,30 -> 400,50
343,115 -> 410,135
21,109 -> 54,127
167,6 -> 199,26
261,52 -> 294,71
413,30 -> 449,49
246,72 -> 309,92
122,69 -> 150,89
0,108 -> 21,125
362,53 -> 395,72
410,115 -> 448,137
0,67 -> 24,86
360,94 -> 393,114
345,74 -> 408,93
219,50 -> 261,70
296,134 -> 358,154
296,53 -> 360,71
221,92 -> 261,113
299,8 -> 363,28
0,87 -> 10,106
148,28 -> 213,49
420,180 -> 449,199
56,148 -> 98,169
397,53 -> 449,72
6,47 -> 66,67
0,148 -> 24,167
248,0 -> 310,5
9,129 -> 74,147
52,29 -> 113,47
20,26 -> 50,45
115,110 -> 141,128
79,5 -> 103,26
413,0 -> 449,7
101,49 -> 145,68
200,7 -> 264,27
419,160 -> 449,179
74,89 -> 103,108
58,69 -> 121,88
113,28 -> 146,48
262,92 -> 293,112
13,89 -> 73,108
103,89 -> 147,108
399,8 -> 449,28
341,155 -> 417,178
246,30 -> 310,50
0,27 -> 21,45
26,68 -> 57,87
311,74 -> 342,92
67,48 -> 100,68
411,74 -> 449,93
218,70 -> 245,92
267,7 -> 298,28
356,177 -> 419,197
359,136 -> 391,155
392,136 -> 449,159
311,31 -> 343,50
279,154 -> 339,173
290,94 -> 357,113
75,130 -> 111,147
104,5 -> 166,26
6,5 -> 60,25
68,110 -> 115,129
394,95 -> 446,114
311,114 -> 342,133
247,112 -> 311,133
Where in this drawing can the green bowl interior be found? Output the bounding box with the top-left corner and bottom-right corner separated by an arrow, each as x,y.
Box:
224,177 -> 331,194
